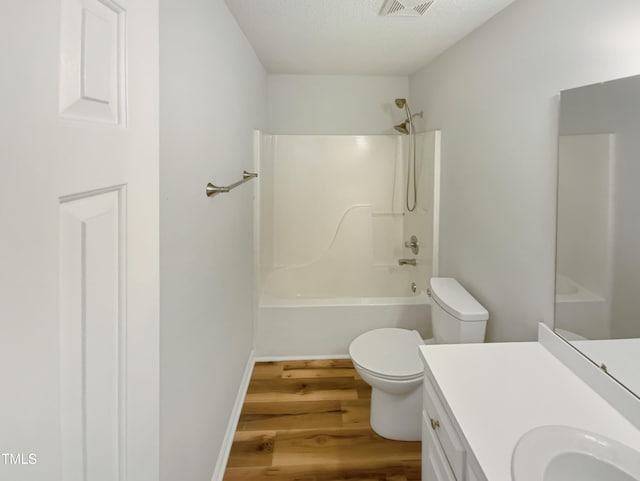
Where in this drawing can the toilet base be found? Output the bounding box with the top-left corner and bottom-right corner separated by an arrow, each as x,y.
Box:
369,382 -> 422,441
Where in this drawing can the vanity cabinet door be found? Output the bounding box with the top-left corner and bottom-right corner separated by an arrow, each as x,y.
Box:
423,376 -> 466,479
466,464 -> 482,481
423,411 -> 457,481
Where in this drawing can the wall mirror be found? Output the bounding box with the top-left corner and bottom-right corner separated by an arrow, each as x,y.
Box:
555,74 -> 640,397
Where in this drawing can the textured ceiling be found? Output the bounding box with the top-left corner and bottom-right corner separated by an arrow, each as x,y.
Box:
224,0 -> 516,75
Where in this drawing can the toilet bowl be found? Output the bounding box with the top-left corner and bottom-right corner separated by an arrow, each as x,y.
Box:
350,328 -> 424,440
349,277 -> 489,441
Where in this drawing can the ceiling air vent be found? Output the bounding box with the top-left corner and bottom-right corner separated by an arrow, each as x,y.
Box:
379,0 -> 434,17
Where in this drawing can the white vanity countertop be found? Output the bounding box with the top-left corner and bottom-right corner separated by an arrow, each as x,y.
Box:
419,342 -> 640,481
571,338 -> 640,395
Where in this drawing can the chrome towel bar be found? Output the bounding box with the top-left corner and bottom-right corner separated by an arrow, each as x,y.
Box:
206,170 -> 258,198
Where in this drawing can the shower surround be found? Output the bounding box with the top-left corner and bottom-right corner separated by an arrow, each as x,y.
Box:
253,130 -> 440,356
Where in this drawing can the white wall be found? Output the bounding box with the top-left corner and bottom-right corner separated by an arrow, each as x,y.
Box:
159,1 -> 266,480
268,75 -> 409,134
409,0 -> 640,342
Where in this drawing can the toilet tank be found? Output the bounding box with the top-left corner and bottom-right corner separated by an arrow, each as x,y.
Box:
430,277 -> 489,344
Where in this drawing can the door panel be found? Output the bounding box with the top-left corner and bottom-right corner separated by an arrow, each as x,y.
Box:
0,0 -> 158,479
59,0 -> 126,124
60,187 -> 125,481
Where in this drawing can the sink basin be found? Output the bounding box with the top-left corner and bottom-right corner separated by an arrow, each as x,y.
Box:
512,425 -> 640,481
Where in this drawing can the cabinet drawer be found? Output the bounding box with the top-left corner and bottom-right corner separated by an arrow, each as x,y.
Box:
423,375 -> 466,480
422,410 -> 456,481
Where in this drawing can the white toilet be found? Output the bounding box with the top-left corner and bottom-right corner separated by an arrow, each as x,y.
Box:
349,277 -> 489,441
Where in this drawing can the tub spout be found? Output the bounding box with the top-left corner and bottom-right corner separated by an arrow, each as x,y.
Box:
398,258 -> 417,266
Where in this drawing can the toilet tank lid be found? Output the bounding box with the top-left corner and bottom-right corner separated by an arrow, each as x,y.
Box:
430,277 -> 489,321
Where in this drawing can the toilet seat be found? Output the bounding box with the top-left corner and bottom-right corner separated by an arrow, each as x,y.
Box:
349,328 -> 423,380
352,359 -> 423,382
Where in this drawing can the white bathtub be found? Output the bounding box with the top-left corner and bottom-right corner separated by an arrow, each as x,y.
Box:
256,292 -> 431,358
262,263 -> 426,299
555,274 -> 609,340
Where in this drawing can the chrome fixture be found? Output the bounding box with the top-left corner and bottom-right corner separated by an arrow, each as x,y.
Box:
206,170 -> 258,198
393,120 -> 410,135
430,417 -> 440,430
393,98 -> 423,212
404,235 -> 419,255
411,282 -> 417,293
393,113 -> 423,134
395,98 -> 407,108
398,258 -> 416,266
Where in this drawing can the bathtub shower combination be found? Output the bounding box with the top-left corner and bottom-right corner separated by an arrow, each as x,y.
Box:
253,127 -> 441,357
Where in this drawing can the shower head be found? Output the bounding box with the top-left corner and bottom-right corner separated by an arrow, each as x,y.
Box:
393,98 -> 422,134
394,121 -> 409,135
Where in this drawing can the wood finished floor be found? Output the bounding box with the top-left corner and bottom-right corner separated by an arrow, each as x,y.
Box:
223,359 -> 421,481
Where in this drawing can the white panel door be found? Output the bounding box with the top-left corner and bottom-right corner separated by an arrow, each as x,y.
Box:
0,1 -> 159,480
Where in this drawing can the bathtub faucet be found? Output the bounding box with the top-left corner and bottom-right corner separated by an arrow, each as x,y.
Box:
398,258 -> 417,266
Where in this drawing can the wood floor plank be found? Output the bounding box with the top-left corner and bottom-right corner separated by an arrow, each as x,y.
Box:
403,460 -> 422,481
252,362 -> 285,380
279,359 -> 356,380
223,462 -> 410,481
281,368 -> 357,379
355,379 -> 371,399
226,431 -> 276,468
246,378 -> 358,403
238,401 -> 344,431
340,400 -> 371,428
278,359 -> 354,369
272,428 -> 421,466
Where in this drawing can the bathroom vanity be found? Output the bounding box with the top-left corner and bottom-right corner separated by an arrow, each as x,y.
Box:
418,326 -> 640,481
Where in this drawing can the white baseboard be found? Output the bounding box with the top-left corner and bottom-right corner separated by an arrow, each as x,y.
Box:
210,350 -> 255,481
254,353 -> 351,362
